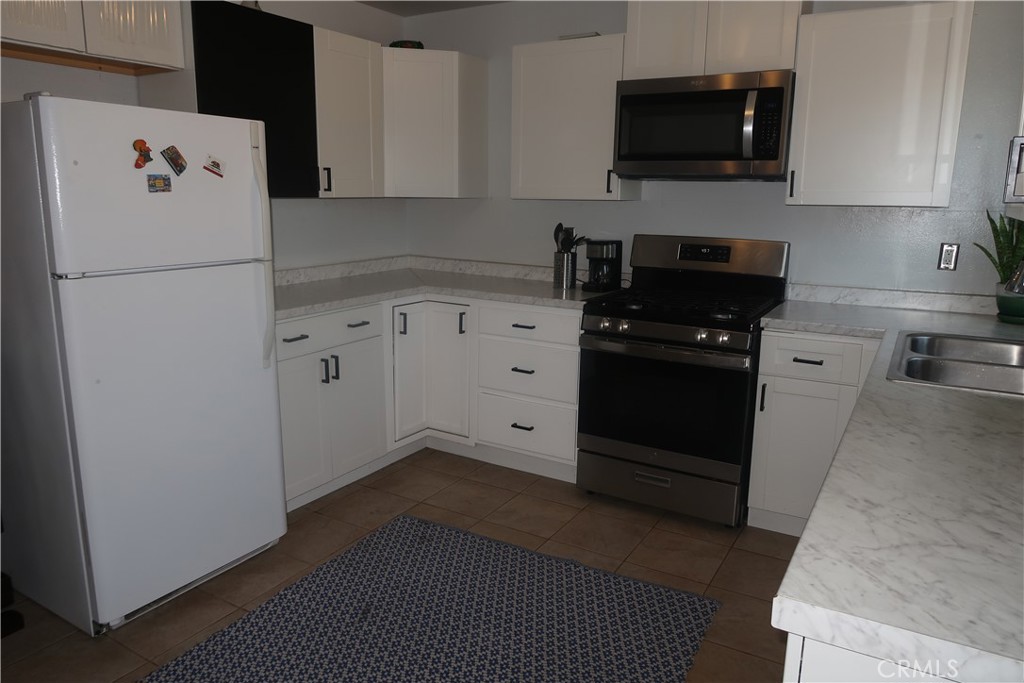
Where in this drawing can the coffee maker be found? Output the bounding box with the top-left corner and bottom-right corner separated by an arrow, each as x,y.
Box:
581,240 -> 623,292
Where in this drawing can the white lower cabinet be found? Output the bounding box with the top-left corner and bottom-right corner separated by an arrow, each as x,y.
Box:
783,635 -> 948,683
276,306 -> 385,502
475,303 -> 581,463
748,331 -> 879,535
392,301 -> 471,441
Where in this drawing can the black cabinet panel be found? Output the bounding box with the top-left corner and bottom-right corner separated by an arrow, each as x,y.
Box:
191,1 -> 318,198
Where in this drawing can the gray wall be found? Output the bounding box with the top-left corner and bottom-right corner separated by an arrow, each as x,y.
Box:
2,2 -> 1021,292
401,0 -> 1024,295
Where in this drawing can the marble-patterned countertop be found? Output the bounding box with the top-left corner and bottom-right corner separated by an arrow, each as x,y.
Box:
764,301 -> 1024,682
275,268 -> 595,320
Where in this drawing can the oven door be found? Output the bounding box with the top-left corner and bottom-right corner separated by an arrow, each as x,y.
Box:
577,335 -> 757,484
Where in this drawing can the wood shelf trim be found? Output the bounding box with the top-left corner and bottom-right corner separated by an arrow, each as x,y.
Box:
1,41 -> 174,76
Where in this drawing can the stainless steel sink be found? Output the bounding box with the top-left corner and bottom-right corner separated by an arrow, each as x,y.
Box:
887,331 -> 1024,397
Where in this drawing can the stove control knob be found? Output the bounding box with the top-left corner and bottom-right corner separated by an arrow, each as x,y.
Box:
617,320 -> 631,334
695,329 -> 709,343
599,317 -> 612,331
717,332 -> 731,346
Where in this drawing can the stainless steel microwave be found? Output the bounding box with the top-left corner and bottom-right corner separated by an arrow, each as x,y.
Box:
613,69 -> 794,180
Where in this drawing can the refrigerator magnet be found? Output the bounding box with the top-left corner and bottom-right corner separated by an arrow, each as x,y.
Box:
147,174 -> 172,192
203,155 -> 225,177
160,145 -> 188,176
132,139 -> 153,169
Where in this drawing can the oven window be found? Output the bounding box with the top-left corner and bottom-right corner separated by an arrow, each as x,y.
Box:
578,346 -> 754,466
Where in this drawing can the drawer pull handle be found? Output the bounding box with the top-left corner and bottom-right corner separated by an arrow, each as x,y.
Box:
792,356 -> 825,366
511,366 -> 535,375
511,422 -> 535,432
347,320 -> 370,329
282,334 -> 309,343
512,323 -> 536,330
634,471 -> 671,488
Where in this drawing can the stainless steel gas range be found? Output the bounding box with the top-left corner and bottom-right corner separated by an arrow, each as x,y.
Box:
576,234 -> 790,527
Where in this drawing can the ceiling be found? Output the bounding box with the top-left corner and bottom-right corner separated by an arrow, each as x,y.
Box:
358,1 -> 502,17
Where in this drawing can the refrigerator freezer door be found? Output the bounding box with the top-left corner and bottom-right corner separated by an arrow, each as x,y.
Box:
56,262 -> 285,625
37,97 -> 269,274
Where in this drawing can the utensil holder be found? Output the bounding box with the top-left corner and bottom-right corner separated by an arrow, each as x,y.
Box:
554,251 -> 577,290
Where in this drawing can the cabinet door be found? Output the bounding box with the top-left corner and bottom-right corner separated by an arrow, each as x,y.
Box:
191,1 -> 318,198
786,2 -> 973,207
314,27 -> 383,198
278,353 -> 333,500
80,1 -> 183,68
329,337 -> 386,476
704,1 -> 799,75
425,302 -> 471,438
751,376 -> 857,519
623,0 -> 707,79
1,0 -> 86,52
383,48 -> 457,197
511,34 -> 639,200
393,302 -> 429,441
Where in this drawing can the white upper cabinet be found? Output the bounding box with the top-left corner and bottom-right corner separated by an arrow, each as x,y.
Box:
623,1 -> 801,79
80,1 -> 183,68
1,0 -> 87,52
704,1 -> 801,75
314,27 -> 383,198
511,34 -> 640,201
623,1 -> 707,79
2,1 -> 184,69
382,47 -> 488,198
786,2 -> 973,207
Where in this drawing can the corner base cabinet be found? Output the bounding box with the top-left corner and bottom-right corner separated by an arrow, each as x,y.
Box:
392,301 -> 472,442
276,306 -> 386,501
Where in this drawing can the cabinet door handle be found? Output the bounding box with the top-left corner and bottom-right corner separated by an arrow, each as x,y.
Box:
323,167 -> 332,193
282,334 -> 309,343
399,312 -> 408,335
511,366 -> 535,375
606,169 -> 613,194
511,422 -> 534,432
347,320 -> 370,328
759,382 -> 767,412
458,311 -> 466,335
792,356 -> 825,366
320,358 -> 330,384
788,170 -> 795,198
511,323 -> 536,330
331,354 -> 340,380
634,471 -> 671,488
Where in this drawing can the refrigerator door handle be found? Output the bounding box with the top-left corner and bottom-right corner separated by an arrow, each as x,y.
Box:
251,122 -> 273,261
252,123 -> 276,369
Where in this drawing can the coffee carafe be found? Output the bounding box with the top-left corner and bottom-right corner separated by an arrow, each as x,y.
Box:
582,240 -> 623,292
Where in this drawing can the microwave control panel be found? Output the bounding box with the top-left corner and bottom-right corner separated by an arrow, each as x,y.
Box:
753,88 -> 785,159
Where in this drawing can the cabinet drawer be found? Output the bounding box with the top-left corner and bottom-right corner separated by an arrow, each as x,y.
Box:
479,338 -> 579,404
760,333 -> 863,385
478,304 -> 581,345
277,305 -> 382,361
477,393 -> 577,462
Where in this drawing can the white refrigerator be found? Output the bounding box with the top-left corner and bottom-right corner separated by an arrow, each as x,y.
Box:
1,94 -> 287,634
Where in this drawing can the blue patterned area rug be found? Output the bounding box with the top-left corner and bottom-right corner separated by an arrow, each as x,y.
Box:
144,515 -> 720,682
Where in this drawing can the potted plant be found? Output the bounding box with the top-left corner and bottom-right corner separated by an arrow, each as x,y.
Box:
974,211 -> 1024,323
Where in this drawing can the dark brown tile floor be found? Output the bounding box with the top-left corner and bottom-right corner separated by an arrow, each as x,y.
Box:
1,448 -> 798,682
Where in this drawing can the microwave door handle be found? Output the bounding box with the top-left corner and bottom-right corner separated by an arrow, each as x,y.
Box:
743,90 -> 757,159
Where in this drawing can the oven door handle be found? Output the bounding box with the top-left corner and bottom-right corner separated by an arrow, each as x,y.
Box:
579,335 -> 751,372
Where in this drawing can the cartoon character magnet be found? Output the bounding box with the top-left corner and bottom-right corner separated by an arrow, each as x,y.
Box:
133,139 -> 153,169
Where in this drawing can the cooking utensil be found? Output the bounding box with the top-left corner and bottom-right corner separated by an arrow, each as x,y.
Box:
560,227 -> 576,253
553,223 -> 565,251
573,236 -> 587,251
